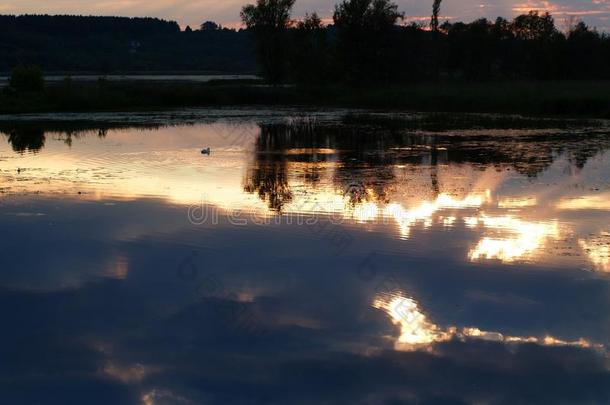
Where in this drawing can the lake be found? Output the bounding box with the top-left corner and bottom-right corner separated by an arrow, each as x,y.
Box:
1,109 -> 609,404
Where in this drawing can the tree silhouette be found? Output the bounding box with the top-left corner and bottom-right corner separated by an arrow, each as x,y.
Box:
0,15 -> 255,73
431,0 -> 442,32
3,9 -> 610,83
5,128 -> 46,153
243,123 -> 295,211
201,21 -> 220,30
10,65 -> 44,93
512,11 -> 557,41
333,0 -> 404,83
241,0 -> 296,83
289,13 -> 329,84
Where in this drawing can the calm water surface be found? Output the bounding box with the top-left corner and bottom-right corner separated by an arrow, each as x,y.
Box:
1,109 -> 609,404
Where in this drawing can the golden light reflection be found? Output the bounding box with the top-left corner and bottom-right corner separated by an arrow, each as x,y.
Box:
373,295 -> 450,348
384,193 -> 489,238
373,293 -> 601,352
579,233 -> 610,272
0,124 -> 268,211
2,125 -> 609,271
284,148 -> 337,155
441,216 -> 457,227
467,215 -> 560,263
499,197 -> 538,209
557,194 -> 610,211
353,202 -> 380,223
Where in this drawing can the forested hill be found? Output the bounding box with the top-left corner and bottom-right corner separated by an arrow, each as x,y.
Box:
0,15 -> 256,73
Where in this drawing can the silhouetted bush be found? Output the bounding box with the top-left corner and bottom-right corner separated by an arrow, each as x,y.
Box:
9,65 -> 45,93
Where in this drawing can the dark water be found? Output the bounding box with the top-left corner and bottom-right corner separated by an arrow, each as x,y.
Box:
1,109 -> 609,404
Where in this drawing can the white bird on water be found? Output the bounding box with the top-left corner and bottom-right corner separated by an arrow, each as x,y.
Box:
201,148 -> 211,155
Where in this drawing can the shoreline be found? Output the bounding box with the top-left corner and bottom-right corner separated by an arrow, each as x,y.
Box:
2,80 -> 610,118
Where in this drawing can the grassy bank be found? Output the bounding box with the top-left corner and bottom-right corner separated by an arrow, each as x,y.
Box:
1,80 -> 610,118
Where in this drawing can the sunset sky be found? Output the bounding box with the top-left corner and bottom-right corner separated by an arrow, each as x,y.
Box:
1,0 -> 609,30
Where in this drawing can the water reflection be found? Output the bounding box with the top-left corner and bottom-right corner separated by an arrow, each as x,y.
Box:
2,115 -> 610,271
373,293 -> 601,352
467,215 -> 560,262
384,193 -> 488,238
0,122 -> 158,153
1,111 -> 610,403
239,118 -> 610,269
5,127 -> 48,153
243,124 -> 294,211
579,233 -> 610,272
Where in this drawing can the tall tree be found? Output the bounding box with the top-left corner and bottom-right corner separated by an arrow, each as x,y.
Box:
241,0 -> 295,83
431,0 -> 442,32
429,0 -> 444,79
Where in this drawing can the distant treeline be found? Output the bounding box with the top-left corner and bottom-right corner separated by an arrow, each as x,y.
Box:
2,3 -> 610,82
242,0 -> 610,84
0,15 -> 256,72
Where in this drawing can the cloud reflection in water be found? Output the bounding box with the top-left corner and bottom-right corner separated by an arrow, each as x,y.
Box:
374,293 -> 602,352
1,113 -> 610,404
